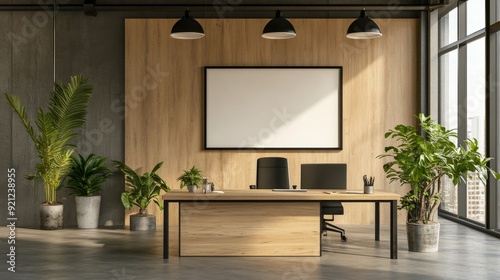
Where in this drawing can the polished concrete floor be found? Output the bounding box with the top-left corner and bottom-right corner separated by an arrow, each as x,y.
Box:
1,218 -> 499,280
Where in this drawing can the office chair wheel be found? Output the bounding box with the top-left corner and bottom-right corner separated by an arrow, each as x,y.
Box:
341,236 -> 347,241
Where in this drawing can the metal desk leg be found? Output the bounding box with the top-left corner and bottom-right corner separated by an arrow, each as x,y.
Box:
390,200 -> 398,259
163,200 -> 169,259
375,202 -> 380,241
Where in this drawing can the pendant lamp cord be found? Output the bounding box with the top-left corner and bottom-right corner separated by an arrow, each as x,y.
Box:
52,0 -> 56,90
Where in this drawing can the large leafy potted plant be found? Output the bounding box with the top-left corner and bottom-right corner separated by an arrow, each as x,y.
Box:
5,75 -> 93,230
378,113 -> 500,252
113,160 -> 170,231
65,153 -> 112,229
177,166 -> 204,193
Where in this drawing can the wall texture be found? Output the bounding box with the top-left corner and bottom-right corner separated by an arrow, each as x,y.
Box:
0,10 -> 126,228
125,18 -> 420,226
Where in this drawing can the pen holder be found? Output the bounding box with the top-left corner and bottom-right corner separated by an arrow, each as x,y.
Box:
364,185 -> 374,194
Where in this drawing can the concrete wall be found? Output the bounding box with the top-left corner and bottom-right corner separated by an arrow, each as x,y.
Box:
0,10 -> 131,228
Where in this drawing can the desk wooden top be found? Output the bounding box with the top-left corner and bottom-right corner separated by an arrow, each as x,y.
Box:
163,189 -> 400,202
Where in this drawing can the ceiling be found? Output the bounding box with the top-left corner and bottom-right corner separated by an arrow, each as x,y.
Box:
0,0 -> 449,18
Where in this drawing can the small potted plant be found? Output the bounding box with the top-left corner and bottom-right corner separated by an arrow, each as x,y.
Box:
114,160 -> 170,231
378,113 -> 500,252
65,153 -> 112,229
177,166 -> 204,193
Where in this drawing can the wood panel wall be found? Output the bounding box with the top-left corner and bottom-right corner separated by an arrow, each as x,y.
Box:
125,18 -> 419,226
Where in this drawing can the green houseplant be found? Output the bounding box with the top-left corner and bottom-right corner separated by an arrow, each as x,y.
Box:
378,113 -> 500,252
114,160 -> 170,231
65,153 -> 112,228
5,75 -> 93,230
177,166 -> 204,193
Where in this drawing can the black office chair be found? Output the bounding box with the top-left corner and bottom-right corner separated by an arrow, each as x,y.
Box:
256,157 -> 290,189
301,163 -> 347,241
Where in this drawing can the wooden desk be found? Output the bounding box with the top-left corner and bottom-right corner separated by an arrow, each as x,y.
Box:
163,190 -> 400,259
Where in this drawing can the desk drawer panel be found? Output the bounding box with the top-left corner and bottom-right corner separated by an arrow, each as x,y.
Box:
180,202 -> 320,256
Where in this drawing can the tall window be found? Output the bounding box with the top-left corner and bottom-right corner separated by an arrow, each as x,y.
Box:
438,1 -> 490,226
439,7 -> 457,47
493,2 -> 500,231
466,0 -> 485,35
466,37 -> 486,223
439,49 -> 458,215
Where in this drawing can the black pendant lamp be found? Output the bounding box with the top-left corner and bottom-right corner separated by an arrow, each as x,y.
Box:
262,10 -> 296,39
170,10 -> 205,40
346,9 -> 382,39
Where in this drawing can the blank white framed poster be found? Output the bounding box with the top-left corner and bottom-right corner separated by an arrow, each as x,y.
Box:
204,66 -> 343,150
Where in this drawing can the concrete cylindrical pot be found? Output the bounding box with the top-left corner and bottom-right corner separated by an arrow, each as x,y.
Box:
40,203 -> 64,230
130,210 -> 156,231
187,185 -> 198,193
75,196 -> 101,229
407,222 -> 440,252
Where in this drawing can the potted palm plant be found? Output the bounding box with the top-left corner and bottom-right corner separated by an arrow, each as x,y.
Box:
177,166 -> 204,193
5,75 -> 93,230
113,160 -> 170,231
378,113 -> 500,252
65,153 -> 112,229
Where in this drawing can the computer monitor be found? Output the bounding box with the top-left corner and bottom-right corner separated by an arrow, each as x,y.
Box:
300,163 -> 347,190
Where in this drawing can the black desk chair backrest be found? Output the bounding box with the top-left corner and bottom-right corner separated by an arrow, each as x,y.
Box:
256,157 -> 290,189
301,163 -> 348,241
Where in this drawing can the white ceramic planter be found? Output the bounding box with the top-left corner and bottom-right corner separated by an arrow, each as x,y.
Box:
40,204 -> 63,230
75,196 -> 101,229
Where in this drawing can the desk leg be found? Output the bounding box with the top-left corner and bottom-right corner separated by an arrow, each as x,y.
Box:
375,202 -> 380,241
163,200 -> 169,259
390,200 -> 398,259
